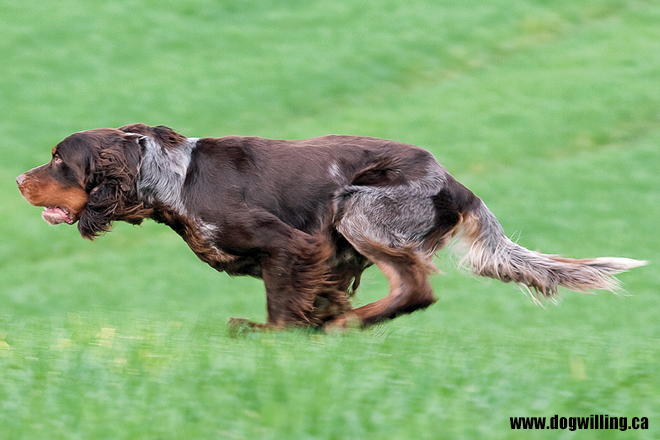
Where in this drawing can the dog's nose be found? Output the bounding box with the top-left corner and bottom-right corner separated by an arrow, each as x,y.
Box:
16,173 -> 26,187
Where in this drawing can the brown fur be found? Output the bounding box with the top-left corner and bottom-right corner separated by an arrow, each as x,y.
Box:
17,124 -> 646,330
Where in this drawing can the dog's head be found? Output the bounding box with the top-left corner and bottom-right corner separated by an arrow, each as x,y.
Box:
17,128 -> 148,239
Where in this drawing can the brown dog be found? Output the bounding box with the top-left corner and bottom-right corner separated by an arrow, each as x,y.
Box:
17,124 -> 646,329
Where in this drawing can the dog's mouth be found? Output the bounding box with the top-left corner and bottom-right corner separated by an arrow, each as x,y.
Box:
42,206 -> 78,225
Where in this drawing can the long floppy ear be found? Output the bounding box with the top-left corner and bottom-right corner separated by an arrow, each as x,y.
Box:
78,134 -> 148,240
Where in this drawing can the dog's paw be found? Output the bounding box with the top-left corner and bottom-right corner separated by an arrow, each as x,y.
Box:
227,317 -> 273,337
227,317 -> 258,337
323,312 -> 361,333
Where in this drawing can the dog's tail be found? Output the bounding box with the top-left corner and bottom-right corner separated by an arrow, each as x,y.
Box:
454,200 -> 647,300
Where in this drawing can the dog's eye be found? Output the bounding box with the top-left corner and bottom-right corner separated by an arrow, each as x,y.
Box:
53,153 -> 63,164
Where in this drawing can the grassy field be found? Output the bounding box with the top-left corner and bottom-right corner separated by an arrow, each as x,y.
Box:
1,0 -> 659,438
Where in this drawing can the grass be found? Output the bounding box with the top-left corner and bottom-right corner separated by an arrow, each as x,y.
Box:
1,0 -> 659,438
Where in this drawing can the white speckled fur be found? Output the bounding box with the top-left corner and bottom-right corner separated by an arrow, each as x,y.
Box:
135,136 -> 222,249
137,136 -> 198,215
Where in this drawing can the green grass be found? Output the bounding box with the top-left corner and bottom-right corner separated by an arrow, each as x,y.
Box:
1,0 -> 659,438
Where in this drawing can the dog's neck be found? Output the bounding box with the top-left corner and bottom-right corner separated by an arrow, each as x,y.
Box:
136,135 -> 199,216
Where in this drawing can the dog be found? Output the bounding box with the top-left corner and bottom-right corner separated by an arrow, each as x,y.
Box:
17,124 -> 646,329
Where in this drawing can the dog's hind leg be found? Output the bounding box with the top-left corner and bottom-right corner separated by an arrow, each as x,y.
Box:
339,238 -> 438,326
333,185 -> 450,326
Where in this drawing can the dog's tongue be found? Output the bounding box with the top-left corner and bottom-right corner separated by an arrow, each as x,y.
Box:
42,207 -> 74,225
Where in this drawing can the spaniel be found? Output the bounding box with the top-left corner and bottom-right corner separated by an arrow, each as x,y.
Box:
17,124 -> 646,329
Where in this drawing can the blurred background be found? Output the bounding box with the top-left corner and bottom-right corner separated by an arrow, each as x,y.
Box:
1,0 -> 659,438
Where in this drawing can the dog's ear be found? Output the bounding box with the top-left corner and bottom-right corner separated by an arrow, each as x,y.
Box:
78,133 -> 146,240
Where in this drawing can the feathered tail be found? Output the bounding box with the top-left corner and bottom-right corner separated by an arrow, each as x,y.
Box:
456,201 -> 647,300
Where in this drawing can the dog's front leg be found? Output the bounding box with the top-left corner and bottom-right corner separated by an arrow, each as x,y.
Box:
226,243 -> 316,332
259,229 -> 337,328
221,208 -> 338,329
261,257 -> 306,327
